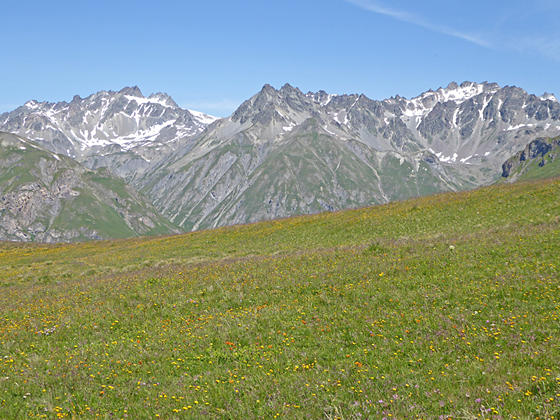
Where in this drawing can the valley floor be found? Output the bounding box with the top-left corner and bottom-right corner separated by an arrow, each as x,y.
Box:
0,179 -> 559,418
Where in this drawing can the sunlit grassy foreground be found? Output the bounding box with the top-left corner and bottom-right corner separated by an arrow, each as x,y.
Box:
0,179 -> 559,419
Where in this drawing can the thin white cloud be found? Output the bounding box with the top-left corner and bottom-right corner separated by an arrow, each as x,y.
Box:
513,36 -> 560,62
345,0 -> 491,48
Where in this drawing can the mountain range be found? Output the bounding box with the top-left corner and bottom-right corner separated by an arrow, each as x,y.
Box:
1,81 -> 559,241
0,86 -> 216,181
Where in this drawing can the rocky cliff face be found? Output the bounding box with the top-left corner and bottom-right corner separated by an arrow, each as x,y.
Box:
0,132 -> 178,242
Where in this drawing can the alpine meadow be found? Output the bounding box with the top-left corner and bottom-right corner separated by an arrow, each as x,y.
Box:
1,179 -> 559,418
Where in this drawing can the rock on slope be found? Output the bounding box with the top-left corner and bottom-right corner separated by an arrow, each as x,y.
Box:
0,132 -> 179,242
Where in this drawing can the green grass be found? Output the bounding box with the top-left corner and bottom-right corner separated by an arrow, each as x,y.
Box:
49,190 -> 137,240
0,148 -> 47,192
518,154 -> 560,182
505,137 -> 560,183
0,179 -> 559,418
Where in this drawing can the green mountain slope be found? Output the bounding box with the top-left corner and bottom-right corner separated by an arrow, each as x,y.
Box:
501,136 -> 560,182
0,132 -> 178,242
0,178 -> 559,418
141,119 -> 465,231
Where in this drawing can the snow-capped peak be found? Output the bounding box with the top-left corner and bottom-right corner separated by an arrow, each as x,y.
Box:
188,109 -> 219,125
435,82 -> 485,103
118,86 -> 143,97
24,100 -> 40,109
541,93 -> 558,102
123,94 -> 175,108
2,87 -> 220,165
401,82 -> 499,118
147,93 -> 178,108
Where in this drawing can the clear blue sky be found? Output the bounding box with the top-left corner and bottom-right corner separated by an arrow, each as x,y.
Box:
2,0 -> 559,116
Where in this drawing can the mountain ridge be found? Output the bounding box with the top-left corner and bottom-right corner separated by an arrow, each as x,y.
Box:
137,80 -> 560,230
2,81 -> 560,239
0,87 -> 218,180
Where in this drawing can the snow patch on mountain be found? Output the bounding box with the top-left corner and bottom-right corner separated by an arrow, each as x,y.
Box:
541,93 -> 558,102
2,88 -> 217,160
188,109 -> 219,125
507,124 -> 535,131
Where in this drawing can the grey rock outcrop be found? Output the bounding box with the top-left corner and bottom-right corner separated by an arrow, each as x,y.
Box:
502,136 -> 560,179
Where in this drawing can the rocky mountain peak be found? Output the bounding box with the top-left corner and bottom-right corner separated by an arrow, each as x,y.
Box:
446,81 -> 459,90
259,83 -> 276,95
541,92 -> 558,102
435,81 -> 489,102
0,87 -> 218,180
118,86 -> 143,97
21,99 -> 48,111
252,83 -> 305,101
147,92 -> 179,107
279,83 -> 301,95
231,83 -> 314,126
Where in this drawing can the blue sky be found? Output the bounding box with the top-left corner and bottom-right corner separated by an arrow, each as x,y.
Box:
1,0 -> 559,116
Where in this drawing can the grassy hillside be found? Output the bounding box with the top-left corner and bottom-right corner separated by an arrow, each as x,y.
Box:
0,132 -> 178,242
0,179 -> 559,418
502,136 -> 560,183
517,151 -> 560,182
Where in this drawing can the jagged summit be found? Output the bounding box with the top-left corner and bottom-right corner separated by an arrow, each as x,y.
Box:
541,92 -> 558,102
229,80 -> 560,149
260,83 -> 275,93
148,92 -> 179,107
0,87 -> 218,179
238,81 -> 517,122
119,86 -> 143,96
251,83 -> 305,98
446,81 -> 459,90
19,87 -> 179,111
279,83 -> 301,93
